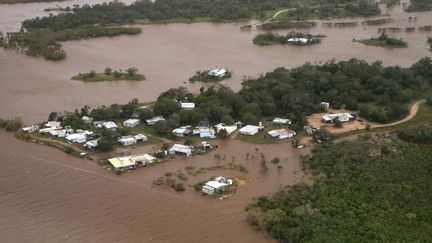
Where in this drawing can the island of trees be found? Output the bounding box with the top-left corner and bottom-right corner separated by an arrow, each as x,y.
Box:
355,33 -> 408,48
0,0 -> 382,60
253,32 -> 324,46
72,67 -> 145,82
189,69 -> 232,83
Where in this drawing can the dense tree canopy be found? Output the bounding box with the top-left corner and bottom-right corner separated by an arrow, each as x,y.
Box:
247,137 -> 432,242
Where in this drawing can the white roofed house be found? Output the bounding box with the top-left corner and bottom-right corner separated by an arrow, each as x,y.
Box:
123,119 -> 140,128
320,102 -> 330,110
130,154 -> 157,167
118,136 -> 137,146
214,123 -> 237,135
102,121 -> 118,131
268,128 -> 296,140
146,116 -> 166,125
272,118 -> 292,125
66,133 -> 87,143
208,68 -> 230,78
322,113 -> 354,123
168,144 -> 194,157
172,126 -> 192,137
180,102 -> 195,110
239,125 -> 262,136
84,139 -> 99,150
22,125 -> 39,133
202,177 -> 228,195
133,134 -> 148,142
45,121 -> 61,129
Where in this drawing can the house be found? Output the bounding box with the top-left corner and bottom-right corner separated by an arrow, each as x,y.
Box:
208,68 -> 229,78
49,129 -> 66,138
45,121 -> 61,129
108,157 -> 136,172
130,154 -> 157,167
108,153 -> 157,172
84,139 -> 99,150
322,113 -> 354,123
133,134 -> 148,142
268,128 -> 296,140
239,125 -> 262,136
123,119 -> 140,128
320,102 -> 330,110
180,102 -> 195,110
198,127 -> 216,138
66,133 -> 87,143
81,116 -> 94,124
172,126 -> 192,137
22,125 -> 39,133
146,116 -> 165,125
102,121 -> 118,131
202,180 -> 228,195
272,118 -> 291,125
214,123 -> 237,135
168,144 -> 194,156
235,121 -> 244,128
118,136 -> 137,146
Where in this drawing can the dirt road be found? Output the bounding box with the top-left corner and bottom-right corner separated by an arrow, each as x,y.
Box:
371,99 -> 426,129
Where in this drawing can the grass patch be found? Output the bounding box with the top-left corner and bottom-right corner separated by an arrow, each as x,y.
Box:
72,71 -> 145,82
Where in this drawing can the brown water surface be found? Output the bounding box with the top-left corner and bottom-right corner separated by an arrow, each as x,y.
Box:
0,2 -> 431,242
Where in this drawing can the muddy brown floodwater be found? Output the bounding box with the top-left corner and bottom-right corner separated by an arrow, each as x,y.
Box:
0,1 -> 431,242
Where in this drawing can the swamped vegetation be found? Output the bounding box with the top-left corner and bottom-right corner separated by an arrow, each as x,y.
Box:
428,37 -> 432,51
405,0 -> 432,12
256,21 -> 317,30
0,27 -> 141,60
246,135 -> 432,242
356,32 -> 408,48
253,32 -> 324,46
1,0 -> 381,60
0,117 -> 22,131
72,67 -> 145,82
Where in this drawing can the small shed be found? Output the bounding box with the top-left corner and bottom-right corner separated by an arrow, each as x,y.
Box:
272,118 -> 291,125
133,134 -> 148,142
202,180 -> 228,195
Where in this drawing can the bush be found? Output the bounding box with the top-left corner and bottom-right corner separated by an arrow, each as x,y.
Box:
0,117 -> 22,131
172,183 -> 185,192
397,124 -> 432,144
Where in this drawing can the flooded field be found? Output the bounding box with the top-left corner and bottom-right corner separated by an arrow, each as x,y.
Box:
0,1 -> 431,242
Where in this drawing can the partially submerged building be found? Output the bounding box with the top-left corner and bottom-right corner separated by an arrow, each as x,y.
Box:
239,125 -> 262,136
268,128 -> 296,140
208,68 -> 230,78
202,176 -> 232,195
22,125 -> 39,133
108,153 -> 157,172
168,144 -> 194,157
214,123 -> 237,135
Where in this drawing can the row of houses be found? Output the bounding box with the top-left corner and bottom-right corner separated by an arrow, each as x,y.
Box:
108,153 -> 157,172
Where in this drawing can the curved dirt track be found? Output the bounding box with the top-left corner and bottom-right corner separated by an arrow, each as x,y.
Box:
371,99 -> 426,129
